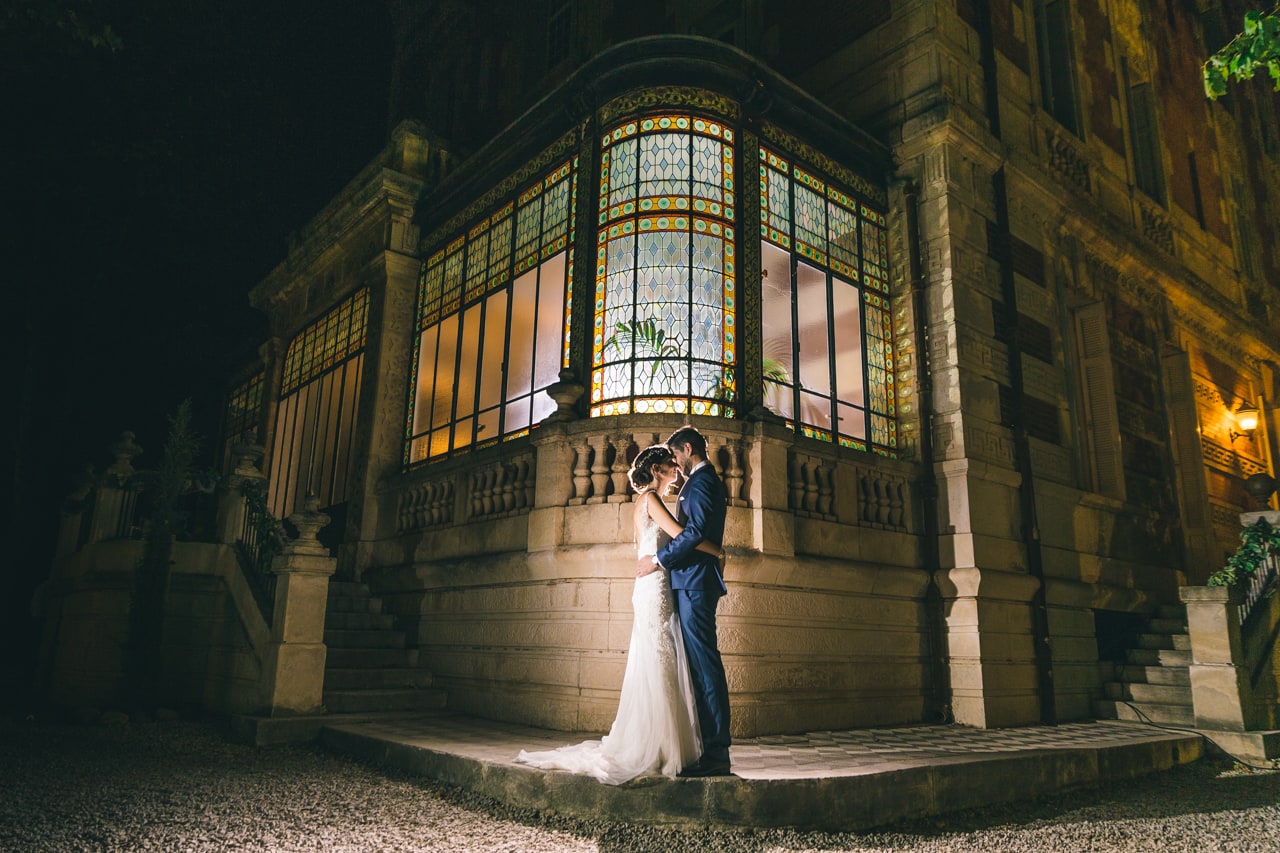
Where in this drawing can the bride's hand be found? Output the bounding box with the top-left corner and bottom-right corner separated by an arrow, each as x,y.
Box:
717,551 -> 727,572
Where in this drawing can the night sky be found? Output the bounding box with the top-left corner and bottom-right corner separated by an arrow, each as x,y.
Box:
4,0 -> 395,693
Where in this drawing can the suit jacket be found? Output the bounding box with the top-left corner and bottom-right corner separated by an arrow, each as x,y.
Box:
657,463 -> 727,595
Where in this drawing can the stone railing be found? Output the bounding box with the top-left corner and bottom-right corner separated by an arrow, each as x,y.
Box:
384,414 -> 919,552
397,446 -> 536,533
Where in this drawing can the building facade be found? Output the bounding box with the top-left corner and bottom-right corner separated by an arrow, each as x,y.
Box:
222,0 -> 1278,734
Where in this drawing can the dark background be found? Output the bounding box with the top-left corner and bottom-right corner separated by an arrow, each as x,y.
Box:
3,0 -> 394,704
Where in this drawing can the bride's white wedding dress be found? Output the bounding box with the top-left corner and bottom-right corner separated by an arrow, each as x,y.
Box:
515,493 -> 702,784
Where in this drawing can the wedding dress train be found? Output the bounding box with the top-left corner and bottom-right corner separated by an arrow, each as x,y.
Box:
515,496 -> 702,784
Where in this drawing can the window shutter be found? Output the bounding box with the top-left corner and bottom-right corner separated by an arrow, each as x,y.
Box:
1073,302 -> 1125,499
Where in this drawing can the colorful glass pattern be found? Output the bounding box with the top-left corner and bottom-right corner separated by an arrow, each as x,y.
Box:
592,114 -> 736,418
280,288 -> 370,395
759,145 -> 895,456
223,371 -> 263,451
406,161 -> 576,466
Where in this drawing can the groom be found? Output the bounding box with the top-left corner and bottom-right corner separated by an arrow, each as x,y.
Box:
653,425 -> 732,777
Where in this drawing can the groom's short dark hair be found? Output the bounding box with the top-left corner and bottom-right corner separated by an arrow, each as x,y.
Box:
665,426 -> 707,457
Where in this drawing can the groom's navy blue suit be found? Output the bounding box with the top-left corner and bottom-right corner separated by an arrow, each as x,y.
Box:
657,462 -> 731,764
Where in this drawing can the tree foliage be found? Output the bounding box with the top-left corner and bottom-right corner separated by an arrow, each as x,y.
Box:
1204,6 -> 1280,100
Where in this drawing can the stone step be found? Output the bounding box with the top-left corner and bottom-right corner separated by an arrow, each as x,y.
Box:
325,611 -> 396,631
1157,604 -> 1188,621
1104,681 -> 1193,706
1147,617 -> 1186,634
327,593 -> 385,615
324,688 -> 448,714
324,667 -> 436,690
1126,647 -> 1192,667
1093,699 -> 1195,727
327,647 -> 420,668
329,580 -> 371,598
1137,632 -> 1191,651
1113,664 -> 1190,686
325,629 -> 406,649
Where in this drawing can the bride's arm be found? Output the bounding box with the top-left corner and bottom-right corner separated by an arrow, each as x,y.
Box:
644,491 -> 724,562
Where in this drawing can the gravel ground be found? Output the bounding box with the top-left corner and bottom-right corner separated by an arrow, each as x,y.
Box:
2,715 -> 1279,853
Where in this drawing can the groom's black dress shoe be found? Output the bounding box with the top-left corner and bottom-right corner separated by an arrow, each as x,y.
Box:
677,757 -> 733,778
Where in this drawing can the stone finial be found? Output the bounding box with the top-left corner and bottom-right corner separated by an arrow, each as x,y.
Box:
106,431 -> 143,479
543,369 -> 585,423
230,442 -> 267,479
283,494 -> 331,555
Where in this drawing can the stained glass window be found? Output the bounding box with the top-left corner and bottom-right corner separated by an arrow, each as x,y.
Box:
406,159 -> 577,465
270,288 -> 370,517
221,371 -> 263,473
759,146 -> 895,455
591,115 -> 737,417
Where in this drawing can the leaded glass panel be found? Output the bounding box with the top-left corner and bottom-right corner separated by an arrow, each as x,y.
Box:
758,145 -> 894,455
406,159 -> 575,466
592,113 -> 736,419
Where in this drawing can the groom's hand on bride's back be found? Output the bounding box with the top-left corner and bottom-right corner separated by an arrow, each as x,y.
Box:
636,557 -> 659,577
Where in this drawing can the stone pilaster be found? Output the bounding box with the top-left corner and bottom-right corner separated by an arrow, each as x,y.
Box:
935,566 -> 1043,727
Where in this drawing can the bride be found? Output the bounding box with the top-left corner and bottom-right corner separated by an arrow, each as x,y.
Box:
515,445 -> 725,784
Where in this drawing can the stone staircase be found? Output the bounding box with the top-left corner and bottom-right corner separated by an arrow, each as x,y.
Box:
323,579 -> 446,714
1093,605 -> 1193,726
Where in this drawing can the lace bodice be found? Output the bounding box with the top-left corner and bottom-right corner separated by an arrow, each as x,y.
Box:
635,490 -> 668,558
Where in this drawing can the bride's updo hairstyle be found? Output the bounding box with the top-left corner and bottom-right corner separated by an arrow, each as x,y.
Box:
628,446 -> 674,493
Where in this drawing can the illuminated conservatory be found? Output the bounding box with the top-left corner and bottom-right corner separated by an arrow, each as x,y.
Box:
41,7 -> 1280,749
352,46 -> 930,734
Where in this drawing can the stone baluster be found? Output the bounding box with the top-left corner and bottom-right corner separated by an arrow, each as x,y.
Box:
261,495 -> 336,716
88,431 -> 143,544
500,461 -> 517,512
722,437 -> 746,507
815,461 -> 833,518
609,434 -> 633,502
569,438 -> 591,505
802,459 -> 819,513
888,479 -> 906,529
788,453 -> 805,511
587,434 -> 611,504
436,479 -> 455,525
519,456 -> 535,509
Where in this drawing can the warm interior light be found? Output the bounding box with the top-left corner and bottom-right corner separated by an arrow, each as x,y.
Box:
1237,406 -> 1260,434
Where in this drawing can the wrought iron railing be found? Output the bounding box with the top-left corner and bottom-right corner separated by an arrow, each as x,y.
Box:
1240,546 -> 1280,627
234,489 -> 285,624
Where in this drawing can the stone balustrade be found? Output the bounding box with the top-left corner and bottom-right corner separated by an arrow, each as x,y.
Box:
383,414 -> 918,554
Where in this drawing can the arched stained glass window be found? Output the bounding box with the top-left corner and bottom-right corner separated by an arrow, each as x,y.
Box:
591,115 -> 737,417
759,146 -> 896,455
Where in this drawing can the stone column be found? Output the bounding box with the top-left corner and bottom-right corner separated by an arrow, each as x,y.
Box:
260,496 -> 336,716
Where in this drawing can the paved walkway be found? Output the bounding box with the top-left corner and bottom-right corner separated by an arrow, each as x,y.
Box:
314,711 -> 1207,832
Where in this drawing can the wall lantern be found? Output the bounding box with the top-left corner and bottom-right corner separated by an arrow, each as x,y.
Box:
1230,405 -> 1261,443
